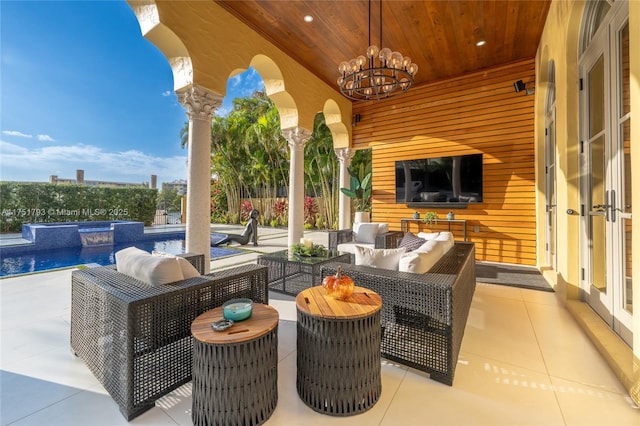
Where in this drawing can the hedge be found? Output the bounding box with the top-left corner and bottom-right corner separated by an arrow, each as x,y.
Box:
0,182 -> 158,233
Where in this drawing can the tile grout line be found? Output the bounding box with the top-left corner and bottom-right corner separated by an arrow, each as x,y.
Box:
521,293 -> 569,425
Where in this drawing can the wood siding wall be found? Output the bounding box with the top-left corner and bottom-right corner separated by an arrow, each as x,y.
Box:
352,59 -> 537,265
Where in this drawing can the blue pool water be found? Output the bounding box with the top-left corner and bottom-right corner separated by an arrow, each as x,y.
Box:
0,233 -> 239,277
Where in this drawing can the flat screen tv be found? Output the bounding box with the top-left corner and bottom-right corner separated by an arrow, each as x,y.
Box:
395,154 -> 483,206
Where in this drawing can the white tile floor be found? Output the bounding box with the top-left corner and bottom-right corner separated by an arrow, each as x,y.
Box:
1,228 -> 638,425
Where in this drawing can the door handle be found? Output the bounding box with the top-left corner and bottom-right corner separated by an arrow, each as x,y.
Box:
610,190 -> 616,222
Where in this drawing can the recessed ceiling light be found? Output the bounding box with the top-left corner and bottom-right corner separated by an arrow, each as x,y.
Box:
304,15 -> 313,22
476,40 -> 486,47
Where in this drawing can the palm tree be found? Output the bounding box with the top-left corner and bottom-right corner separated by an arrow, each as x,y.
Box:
304,113 -> 338,229
180,90 -> 341,228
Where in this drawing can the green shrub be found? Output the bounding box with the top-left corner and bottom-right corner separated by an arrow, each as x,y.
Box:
0,182 -> 157,233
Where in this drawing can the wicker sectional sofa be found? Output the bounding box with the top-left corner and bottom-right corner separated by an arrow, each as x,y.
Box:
70,256 -> 269,420
321,242 -> 476,386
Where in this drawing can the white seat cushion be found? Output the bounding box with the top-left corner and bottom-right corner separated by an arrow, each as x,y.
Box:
116,247 -> 184,286
337,242 -> 374,254
354,246 -> 407,270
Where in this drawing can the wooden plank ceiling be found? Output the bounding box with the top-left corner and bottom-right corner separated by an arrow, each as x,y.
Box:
217,0 -> 551,96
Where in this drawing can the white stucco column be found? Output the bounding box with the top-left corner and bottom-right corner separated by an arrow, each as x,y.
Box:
284,127 -> 312,246
335,147 -> 354,230
177,85 -> 223,273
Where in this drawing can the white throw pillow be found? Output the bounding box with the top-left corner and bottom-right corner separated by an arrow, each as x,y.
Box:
354,222 -> 380,244
176,256 -> 201,278
417,232 -> 440,241
152,251 -> 201,279
354,246 -> 406,270
415,237 -> 453,258
116,247 -> 147,274
376,223 -> 389,233
415,239 -> 440,253
116,247 -> 184,286
399,240 -> 442,273
435,231 -> 455,253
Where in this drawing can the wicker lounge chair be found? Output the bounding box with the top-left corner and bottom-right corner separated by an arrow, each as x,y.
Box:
70,255 -> 268,420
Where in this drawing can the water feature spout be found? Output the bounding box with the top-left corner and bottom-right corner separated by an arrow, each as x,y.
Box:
79,227 -> 114,247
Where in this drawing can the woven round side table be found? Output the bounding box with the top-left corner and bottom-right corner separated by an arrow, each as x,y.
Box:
296,285 -> 382,416
191,303 -> 279,426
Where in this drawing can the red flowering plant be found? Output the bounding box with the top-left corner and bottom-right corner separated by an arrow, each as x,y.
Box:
271,199 -> 287,227
210,181 -> 228,223
304,195 -> 318,228
240,200 -> 254,223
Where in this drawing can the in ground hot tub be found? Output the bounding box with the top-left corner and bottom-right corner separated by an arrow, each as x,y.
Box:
21,221 -> 145,250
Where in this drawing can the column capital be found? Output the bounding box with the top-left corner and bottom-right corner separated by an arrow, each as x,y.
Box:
283,127 -> 312,151
334,147 -> 354,164
177,84 -> 223,122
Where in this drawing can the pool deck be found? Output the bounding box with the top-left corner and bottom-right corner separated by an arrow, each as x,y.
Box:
0,225 -> 638,425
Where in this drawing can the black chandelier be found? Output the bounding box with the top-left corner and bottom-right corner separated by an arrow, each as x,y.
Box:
337,0 -> 418,101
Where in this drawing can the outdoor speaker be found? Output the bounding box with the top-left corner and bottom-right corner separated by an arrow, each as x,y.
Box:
514,80 -> 526,92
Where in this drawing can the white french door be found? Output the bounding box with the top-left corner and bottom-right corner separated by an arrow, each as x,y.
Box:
579,3 -> 632,345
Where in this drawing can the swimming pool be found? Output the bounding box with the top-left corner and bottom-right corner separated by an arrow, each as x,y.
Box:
0,232 -> 238,277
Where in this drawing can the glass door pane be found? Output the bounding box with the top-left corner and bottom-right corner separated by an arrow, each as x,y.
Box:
546,123 -> 556,267
619,21 -> 632,318
587,55 -> 607,296
589,135 -> 607,292
589,56 -> 605,137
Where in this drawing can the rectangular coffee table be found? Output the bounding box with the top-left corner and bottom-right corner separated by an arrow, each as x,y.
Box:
257,250 -> 350,296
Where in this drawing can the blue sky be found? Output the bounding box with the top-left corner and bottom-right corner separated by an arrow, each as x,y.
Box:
1,0 -> 264,187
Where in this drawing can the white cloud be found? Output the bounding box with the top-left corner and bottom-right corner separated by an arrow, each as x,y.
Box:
0,141 -> 187,186
0,140 -> 29,154
2,130 -> 32,138
37,134 -> 55,142
161,90 -> 171,97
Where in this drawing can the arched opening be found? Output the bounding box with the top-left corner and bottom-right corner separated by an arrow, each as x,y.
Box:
128,0 -> 355,259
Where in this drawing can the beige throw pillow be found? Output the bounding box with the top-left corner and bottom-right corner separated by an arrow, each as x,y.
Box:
176,256 -> 201,278
417,232 -> 440,241
354,246 -> 407,270
153,251 -> 201,278
116,247 -> 184,286
399,240 -> 442,274
435,231 -> 455,253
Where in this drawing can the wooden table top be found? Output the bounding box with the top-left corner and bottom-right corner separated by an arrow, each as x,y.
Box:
191,303 -> 279,345
296,286 -> 382,319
